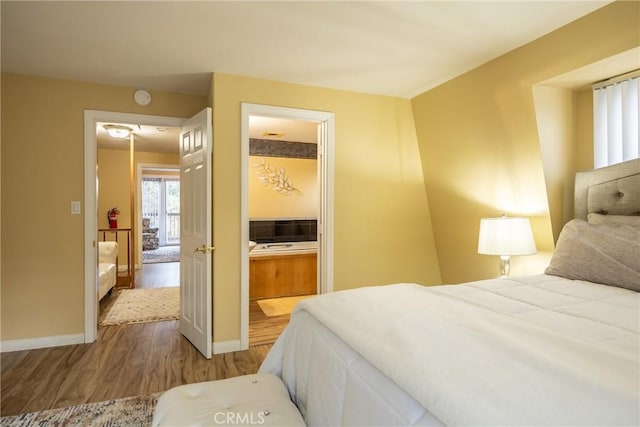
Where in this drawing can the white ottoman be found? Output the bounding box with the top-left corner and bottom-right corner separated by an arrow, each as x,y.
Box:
152,373 -> 305,426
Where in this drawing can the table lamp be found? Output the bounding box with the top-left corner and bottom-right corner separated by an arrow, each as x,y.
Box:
478,215 -> 537,277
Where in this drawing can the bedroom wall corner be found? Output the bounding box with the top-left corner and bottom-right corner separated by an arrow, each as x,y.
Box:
411,0 -> 639,283
532,85 -> 575,243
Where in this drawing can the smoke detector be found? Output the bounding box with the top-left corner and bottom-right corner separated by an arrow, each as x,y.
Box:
133,89 -> 152,106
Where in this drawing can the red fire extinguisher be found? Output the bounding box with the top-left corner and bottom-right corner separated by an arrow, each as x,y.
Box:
107,208 -> 119,229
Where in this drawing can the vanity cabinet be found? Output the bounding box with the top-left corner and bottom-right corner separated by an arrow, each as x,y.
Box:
250,253 -> 317,299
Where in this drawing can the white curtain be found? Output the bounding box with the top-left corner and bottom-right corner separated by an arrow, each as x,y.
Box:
142,177 -> 161,229
593,76 -> 640,168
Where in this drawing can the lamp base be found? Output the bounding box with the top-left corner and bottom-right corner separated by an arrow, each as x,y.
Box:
499,255 -> 511,277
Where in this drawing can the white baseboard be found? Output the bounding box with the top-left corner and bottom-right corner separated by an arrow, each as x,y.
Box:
213,339 -> 241,354
0,333 -> 85,353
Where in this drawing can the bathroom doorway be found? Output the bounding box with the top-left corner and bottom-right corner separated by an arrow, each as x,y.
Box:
240,104 -> 334,348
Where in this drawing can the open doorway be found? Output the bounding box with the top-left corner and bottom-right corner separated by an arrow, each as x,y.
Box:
92,116 -> 182,329
138,167 -> 181,289
240,103 -> 334,349
85,109 -> 213,359
84,110 -> 185,343
246,116 -> 319,345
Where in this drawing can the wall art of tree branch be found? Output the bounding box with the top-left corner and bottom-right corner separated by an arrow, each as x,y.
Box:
253,158 -> 303,196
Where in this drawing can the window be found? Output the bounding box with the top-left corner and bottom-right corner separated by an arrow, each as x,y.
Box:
142,176 -> 180,245
593,73 -> 639,168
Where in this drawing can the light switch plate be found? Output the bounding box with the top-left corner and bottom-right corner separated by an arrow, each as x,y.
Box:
71,201 -> 81,214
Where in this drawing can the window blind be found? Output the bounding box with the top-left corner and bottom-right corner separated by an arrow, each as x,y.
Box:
593,74 -> 640,168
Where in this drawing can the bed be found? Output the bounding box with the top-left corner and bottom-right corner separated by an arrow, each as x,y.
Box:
259,158 -> 640,426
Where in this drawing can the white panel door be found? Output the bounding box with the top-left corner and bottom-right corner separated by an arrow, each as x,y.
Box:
180,108 -> 213,359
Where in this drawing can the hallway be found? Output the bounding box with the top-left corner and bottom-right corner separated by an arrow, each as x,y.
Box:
136,262 -> 179,289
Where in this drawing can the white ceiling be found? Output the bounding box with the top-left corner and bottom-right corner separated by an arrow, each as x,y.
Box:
97,116 -> 317,153
2,1 -> 612,99
539,47 -> 640,88
249,116 -> 318,144
97,122 -> 180,153
5,1 -> 616,153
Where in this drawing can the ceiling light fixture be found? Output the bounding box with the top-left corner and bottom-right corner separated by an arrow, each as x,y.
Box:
104,124 -> 133,139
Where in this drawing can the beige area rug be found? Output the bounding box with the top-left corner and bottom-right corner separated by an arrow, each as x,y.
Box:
100,287 -> 180,326
0,393 -> 160,427
257,295 -> 314,317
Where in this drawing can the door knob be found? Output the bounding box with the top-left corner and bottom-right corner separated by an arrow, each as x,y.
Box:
194,244 -> 215,253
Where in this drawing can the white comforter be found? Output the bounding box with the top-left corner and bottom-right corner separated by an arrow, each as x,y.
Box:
263,275 -> 639,426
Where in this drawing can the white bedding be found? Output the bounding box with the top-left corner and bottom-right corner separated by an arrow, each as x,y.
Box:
261,274 -> 639,426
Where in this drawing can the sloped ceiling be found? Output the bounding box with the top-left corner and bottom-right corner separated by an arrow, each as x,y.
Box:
2,1 -> 611,98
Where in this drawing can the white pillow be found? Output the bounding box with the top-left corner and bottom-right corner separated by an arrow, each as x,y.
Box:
545,219 -> 640,292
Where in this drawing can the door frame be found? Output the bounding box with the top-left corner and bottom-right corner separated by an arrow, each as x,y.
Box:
83,110 -> 185,343
240,103 -> 335,349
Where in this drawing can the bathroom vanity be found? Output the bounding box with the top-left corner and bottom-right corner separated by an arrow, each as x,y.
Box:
249,242 -> 317,299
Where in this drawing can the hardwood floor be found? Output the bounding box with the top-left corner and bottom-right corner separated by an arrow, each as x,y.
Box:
0,321 -> 272,417
249,299 -> 292,346
136,261 -> 180,288
97,290 -> 295,343
0,264 -> 313,417
130,261 -> 299,347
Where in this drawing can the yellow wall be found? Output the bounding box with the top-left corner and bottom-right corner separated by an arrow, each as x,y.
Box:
1,73 -> 206,341
97,148 -> 132,264
4,1 -> 634,347
574,88 -> 595,173
97,148 -> 180,264
212,73 -> 442,341
1,71 -> 441,345
249,156 -> 318,219
98,149 -> 131,230
411,1 -> 639,284
532,85 -> 575,242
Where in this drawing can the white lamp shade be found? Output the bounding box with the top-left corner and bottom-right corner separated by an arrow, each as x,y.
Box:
478,217 -> 537,256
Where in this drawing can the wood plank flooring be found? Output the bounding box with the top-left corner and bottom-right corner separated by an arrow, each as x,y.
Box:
97,295 -> 291,345
0,321 -> 271,417
249,299 -> 292,346
1,262 -> 311,417
132,261 -> 299,346
136,261 -> 180,289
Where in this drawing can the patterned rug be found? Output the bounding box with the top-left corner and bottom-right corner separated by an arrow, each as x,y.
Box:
142,246 -> 180,264
0,393 -> 159,426
257,295 -> 314,317
100,287 -> 180,326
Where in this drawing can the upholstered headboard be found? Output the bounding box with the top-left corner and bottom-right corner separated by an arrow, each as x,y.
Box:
574,158 -> 640,221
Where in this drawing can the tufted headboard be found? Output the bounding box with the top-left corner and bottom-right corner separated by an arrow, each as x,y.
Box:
574,158 -> 640,221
